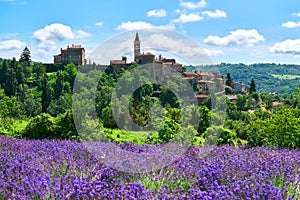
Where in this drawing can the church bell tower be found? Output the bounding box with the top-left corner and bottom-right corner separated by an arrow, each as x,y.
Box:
134,32 -> 141,62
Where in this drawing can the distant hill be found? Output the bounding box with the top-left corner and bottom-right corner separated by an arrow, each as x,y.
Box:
186,63 -> 300,94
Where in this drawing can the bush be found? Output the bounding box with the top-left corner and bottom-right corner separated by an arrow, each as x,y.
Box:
203,125 -> 238,146
22,113 -> 55,139
22,111 -> 79,140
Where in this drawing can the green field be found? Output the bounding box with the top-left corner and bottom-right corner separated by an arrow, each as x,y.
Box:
270,74 -> 300,80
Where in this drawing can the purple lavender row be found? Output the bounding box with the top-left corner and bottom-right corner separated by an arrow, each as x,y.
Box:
0,137 -> 299,199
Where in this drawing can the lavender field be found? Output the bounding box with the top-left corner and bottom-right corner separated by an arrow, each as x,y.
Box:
0,136 -> 299,199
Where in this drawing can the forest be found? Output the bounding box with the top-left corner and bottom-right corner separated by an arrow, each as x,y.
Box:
0,49 -> 300,149
187,63 -> 300,94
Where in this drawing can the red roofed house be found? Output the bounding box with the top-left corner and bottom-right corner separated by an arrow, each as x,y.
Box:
54,45 -> 85,66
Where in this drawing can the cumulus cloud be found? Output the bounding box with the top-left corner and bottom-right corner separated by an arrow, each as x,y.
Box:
147,9 -> 167,17
204,29 -> 265,47
172,13 -> 203,23
203,48 -> 224,56
116,21 -> 175,31
270,38 -> 300,55
144,33 -> 208,58
292,12 -> 300,17
202,9 -> 227,19
33,23 -> 91,61
282,21 -> 300,28
33,23 -> 92,42
95,22 -> 104,27
75,29 -> 92,39
179,0 -> 206,9
0,39 -> 25,51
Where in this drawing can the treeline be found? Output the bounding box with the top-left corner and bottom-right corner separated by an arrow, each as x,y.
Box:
0,57 -> 77,139
188,63 -> 300,94
0,56 -> 299,149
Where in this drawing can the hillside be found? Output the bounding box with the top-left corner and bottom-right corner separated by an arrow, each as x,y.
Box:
187,63 -> 300,94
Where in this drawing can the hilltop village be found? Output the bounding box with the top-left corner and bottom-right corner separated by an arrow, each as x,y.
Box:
52,33 -> 237,101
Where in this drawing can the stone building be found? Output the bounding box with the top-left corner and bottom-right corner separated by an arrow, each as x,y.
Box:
54,45 -> 85,66
109,32 -> 225,100
232,82 -> 248,94
182,71 -> 225,100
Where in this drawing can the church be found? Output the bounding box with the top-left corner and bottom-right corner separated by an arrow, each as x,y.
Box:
109,32 -> 183,74
109,32 -> 225,100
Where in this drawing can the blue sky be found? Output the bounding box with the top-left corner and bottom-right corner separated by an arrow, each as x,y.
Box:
1,0 -> 300,64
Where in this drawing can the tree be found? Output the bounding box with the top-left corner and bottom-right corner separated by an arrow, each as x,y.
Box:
41,74 -> 52,112
225,73 -> 233,87
236,95 -> 247,111
3,67 -> 17,97
197,106 -> 211,135
158,117 -> 180,143
225,86 -> 233,95
54,71 -> 64,99
19,46 -> 31,63
249,78 -> 256,93
63,63 -> 77,90
32,63 -> 46,86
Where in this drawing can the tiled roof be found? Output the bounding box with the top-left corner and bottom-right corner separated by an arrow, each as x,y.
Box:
140,52 -> 154,56
198,80 -> 215,83
182,77 -> 194,80
195,94 -> 209,99
110,60 -> 126,65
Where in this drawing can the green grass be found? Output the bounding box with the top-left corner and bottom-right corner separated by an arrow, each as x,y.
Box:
104,129 -> 155,144
270,74 -> 300,80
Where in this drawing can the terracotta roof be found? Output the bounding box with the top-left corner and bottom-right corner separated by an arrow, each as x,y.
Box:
110,60 -> 126,65
140,52 -> 154,56
195,94 -> 209,99
183,72 -> 197,77
182,77 -> 194,80
197,72 -> 214,76
68,46 -> 83,49
198,80 -> 215,83
162,62 -> 174,65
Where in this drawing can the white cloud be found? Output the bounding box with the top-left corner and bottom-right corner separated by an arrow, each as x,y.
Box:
179,0 -> 206,9
292,12 -> 300,17
270,38 -> 300,55
116,21 -> 175,31
175,9 -> 181,13
33,23 -> 91,62
75,29 -> 92,39
172,13 -> 203,23
144,33 -> 208,58
95,22 -> 104,27
147,9 -> 167,17
282,21 -> 300,28
203,48 -> 224,56
204,29 -> 265,47
33,23 -> 92,42
202,9 -> 227,19
0,39 -> 25,51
